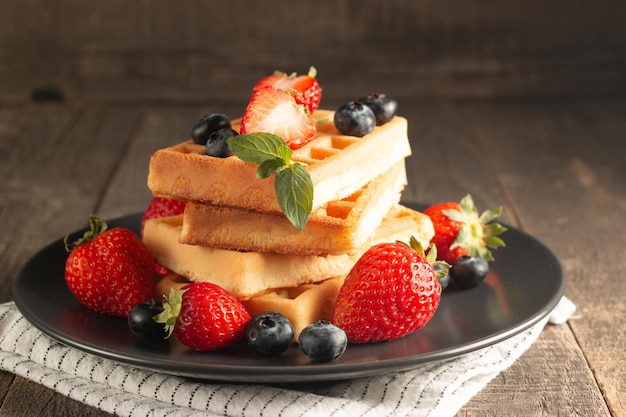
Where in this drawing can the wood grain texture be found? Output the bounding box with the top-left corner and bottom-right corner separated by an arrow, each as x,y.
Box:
453,101 -> 626,417
462,325 -> 611,416
1,0 -> 625,104
0,376 -> 110,417
0,106 -> 141,303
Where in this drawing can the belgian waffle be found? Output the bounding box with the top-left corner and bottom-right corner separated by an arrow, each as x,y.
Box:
147,110 -> 411,214
179,161 -> 407,256
142,205 -> 434,300
242,277 -> 344,339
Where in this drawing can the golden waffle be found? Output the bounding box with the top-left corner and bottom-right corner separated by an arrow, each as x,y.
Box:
242,277 -> 344,339
147,110 -> 411,214
179,161 -> 407,256
154,274 -> 344,339
142,205 -> 434,300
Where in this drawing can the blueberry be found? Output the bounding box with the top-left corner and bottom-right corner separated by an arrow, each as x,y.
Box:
450,256 -> 489,288
205,127 -> 237,158
246,312 -> 294,356
128,300 -> 168,342
191,113 -> 231,145
357,93 -> 398,125
433,263 -> 450,291
298,320 -> 347,363
334,102 -> 376,137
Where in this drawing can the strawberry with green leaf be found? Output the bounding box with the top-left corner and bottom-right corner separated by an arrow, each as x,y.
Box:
424,194 -> 507,264
332,237 -> 444,343
64,215 -> 155,317
154,283 -> 251,351
227,132 -> 313,231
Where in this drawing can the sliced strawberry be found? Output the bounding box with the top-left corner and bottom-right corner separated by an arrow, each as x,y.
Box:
253,67 -> 321,113
240,86 -> 316,149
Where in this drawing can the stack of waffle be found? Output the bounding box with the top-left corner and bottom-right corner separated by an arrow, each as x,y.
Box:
143,109 -> 434,336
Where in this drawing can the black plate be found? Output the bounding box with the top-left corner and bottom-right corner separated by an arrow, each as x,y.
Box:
13,202 -> 564,383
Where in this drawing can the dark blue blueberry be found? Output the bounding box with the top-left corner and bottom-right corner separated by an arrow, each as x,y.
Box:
191,113 -> 231,145
246,312 -> 294,356
450,256 -> 489,288
333,102 -> 376,137
357,93 -> 398,125
205,127 -> 237,158
298,320 -> 347,363
128,300 -> 168,342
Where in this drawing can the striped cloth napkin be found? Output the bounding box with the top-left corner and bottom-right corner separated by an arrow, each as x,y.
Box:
0,298 -> 574,417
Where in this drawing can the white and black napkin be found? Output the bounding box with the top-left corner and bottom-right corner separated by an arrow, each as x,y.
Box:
0,297 -> 575,417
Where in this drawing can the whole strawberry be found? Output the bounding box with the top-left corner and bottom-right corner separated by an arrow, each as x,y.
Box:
332,238 -> 443,343
64,215 -> 155,317
424,194 -> 507,264
155,283 -> 251,351
252,67 -> 322,114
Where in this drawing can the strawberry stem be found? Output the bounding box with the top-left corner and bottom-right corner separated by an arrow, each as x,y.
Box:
153,288 -> 186,338
398,237 -> 451,279
63,214 -> 108,252
446,194 -> 507,261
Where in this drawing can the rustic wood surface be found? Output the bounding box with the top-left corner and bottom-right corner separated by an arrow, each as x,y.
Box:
1,0 -> 626,104
1,0 -> 625,415
0,100 -> 623,416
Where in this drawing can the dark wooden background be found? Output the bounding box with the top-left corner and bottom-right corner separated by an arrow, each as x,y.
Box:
0,1 -> 625,416
1,0 -> 625,105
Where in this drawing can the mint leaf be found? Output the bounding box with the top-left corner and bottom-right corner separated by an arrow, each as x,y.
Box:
227,133 -> 292,165
227,132 -> 314,230
275,163 -> 313,231
257,158 -> 287,179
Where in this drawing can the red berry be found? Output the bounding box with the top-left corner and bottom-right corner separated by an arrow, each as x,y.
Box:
423,194 -> 507,264
424,201 -> 467,264
64,215 -> 155,317
253,67 -> 322,113
158,282 -> 251,351
332,241 -> 441,343
241,86 -> 316,150
141,197 -> 187,276
141,197 -> 187,235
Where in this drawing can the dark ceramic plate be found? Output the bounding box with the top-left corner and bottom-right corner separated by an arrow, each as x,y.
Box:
13,202 -> 564,383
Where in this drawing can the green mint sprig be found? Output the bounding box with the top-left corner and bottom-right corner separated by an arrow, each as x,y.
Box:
227,133 -> 313,230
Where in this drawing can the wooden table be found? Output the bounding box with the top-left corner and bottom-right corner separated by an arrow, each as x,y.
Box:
0,98 -> 623,416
